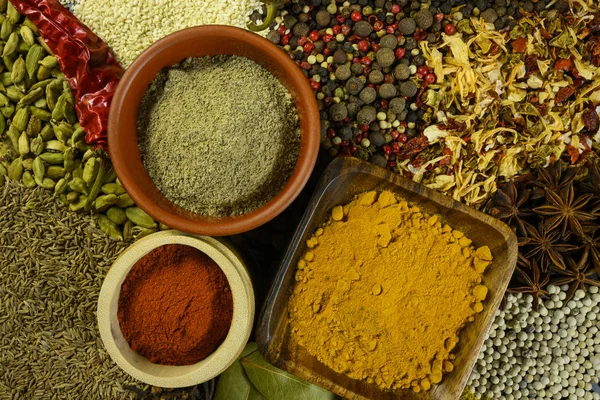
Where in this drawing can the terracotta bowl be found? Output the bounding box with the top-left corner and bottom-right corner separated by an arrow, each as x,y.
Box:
108,26 -> 320,236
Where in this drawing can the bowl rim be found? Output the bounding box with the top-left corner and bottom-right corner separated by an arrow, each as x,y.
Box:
97,230 -> 255,388
108,25 -> 320,236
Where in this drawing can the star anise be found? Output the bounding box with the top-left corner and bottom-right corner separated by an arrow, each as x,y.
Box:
487,181 -> 532,236
508,258 -> 550,310
532,161 -> 577,197
578,158 -> 600,196
577,230 -> 600,275
551,247 -> 600,302
533,184 -> 595,239
521,223 -> 577,271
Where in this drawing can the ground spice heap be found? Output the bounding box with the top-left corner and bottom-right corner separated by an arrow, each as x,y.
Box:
138,55 -> 301,218
288,190 -> 492,392
118,244 -> 233,365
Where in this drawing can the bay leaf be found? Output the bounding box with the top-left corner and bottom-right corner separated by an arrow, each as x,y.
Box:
241,350 -> 339,400
214,342 -> 266,400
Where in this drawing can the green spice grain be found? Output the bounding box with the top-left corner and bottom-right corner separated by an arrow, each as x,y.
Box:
138,55 -> 301,217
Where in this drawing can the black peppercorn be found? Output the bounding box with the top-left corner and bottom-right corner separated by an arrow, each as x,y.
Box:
369,132 -> 385,147
370,154 -> 388,168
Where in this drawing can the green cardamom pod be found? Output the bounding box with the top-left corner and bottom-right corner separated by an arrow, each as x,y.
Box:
71,162 -> 83,179
30,77 -> 53,92
106,206 -> 127,225
0,172 -> 4,186
46,166 -> 64,180
30,135 -> 43,155
0,163 -> 7,177
81,149 -> 94,164
54,177 -> 68,195
123,220 -> 133,241
74,142 -> 91,153
18,87 -> 43,106
0,72 -> 10,86
26,115 -> 41,136
7,157 -> 22,180
36,37 -> 52,55
39,55 -> 57,69
66,191 -> 79,203
0,105 -> 12,118
63,101 -> 76,124
54,121 -> 73,139
125,207 -> 156,229
69,195 -> 87,211
5,86 -> 24,102
20,26 -> 35,47
101,166 -> 117,184
11,56 -> 26,84
6,2 -> 20,24
51,93 -> 67,121
1,19 -> 12,41
0,112 -> 5,136
0,92 -> 9,107
22,170 -> 35,188
25,44 -> 44,79
63,148 -> 76,172
2,32 -> 18,58
85,156 -> 106,210
115,193 -> 134,208
32,156 -> 44,181
133,226 -> 158,240
33,97 -> 46,109
14,79 -> 26,93
40,124 -> 54,141
38,152 -> 64,165
69,177 -> 88,195
12,107 -> 30,131
57,193 -> 69,206
98,216 -> 123,241
35,176 -> 55,189
6,124 -> 19,151
29,106 -> 51,122
23,19 -> 38,34
101,182 -> 126,195
82,157 -> 98,184
36,64 -> 51,81
71,127 -> 85,145
159,223 -> 170,231
21,157 -> 32,170
95,194 -> 118,212
17,131 -> 29,155
51,69 -> 65,80
44,140 -> 68,153
0,0 -> 8,15
45,79 -> 62,110
17,41 -> 31,54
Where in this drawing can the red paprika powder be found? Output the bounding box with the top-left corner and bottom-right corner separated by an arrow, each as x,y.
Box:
117,244 -> 233,365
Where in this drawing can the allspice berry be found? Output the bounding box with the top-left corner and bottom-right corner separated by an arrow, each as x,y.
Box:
359,87 -> 377,104
368,70 -> 384,84
292,22 -> 310,38
398,18 -> 417,35
333,49 -> 347,64
378,83 -> 397,99
375,48 -> 395,68
394,64 -> 411,81
400,81 -> 418,97
345,77 -> 364,95
357,106 -> 377,125
354,21 -> 373,37
315,10 -> 331,27
415,9 -> 434,29
389,97 -> 406,114
335,64 -> 352,81
329,103 -> 348,122
379,34 -> 398,49
370,154 -> 387,168
351,63 -> 364,76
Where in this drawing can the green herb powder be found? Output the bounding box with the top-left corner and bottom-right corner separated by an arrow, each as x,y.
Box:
137,55 -> 301,217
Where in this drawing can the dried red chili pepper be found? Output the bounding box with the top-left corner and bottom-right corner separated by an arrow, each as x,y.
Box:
556,87 -> 576,104
511,37 -> 528,53
9,0 -> 124,150
397,136 -> 428,159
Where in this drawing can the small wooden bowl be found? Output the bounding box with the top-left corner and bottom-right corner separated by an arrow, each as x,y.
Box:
108,26 -> 320,236
98,231 -> 255,388
257,157 -> 518,400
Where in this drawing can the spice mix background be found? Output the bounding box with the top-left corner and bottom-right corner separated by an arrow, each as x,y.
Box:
1,0 -> 600,399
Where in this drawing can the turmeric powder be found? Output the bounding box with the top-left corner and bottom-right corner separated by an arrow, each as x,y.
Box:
288,190 -> 492,391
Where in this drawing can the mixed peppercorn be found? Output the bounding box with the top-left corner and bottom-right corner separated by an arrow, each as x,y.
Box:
267,0 -> 570,170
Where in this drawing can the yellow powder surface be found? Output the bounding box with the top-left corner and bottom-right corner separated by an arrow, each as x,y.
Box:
288,191 -> 492,391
